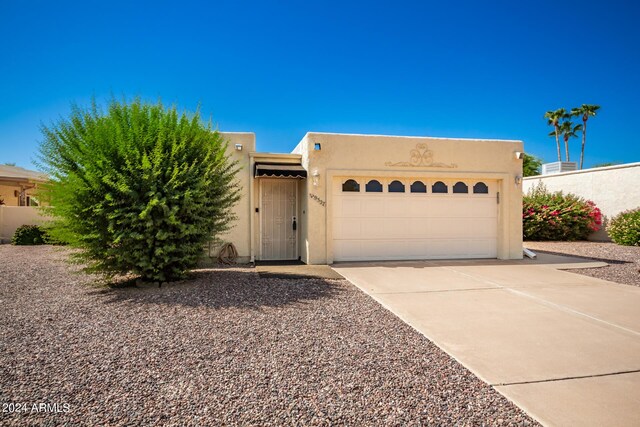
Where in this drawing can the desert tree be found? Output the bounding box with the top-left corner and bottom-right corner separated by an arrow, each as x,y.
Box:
37,98 -> 240,282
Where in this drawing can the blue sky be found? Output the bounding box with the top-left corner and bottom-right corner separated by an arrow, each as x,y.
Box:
1,0 -> 639,170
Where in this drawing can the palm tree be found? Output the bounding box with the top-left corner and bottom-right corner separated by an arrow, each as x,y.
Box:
571,104 -> 600,169
555,120 -> 582,162
544,108 -> 568,161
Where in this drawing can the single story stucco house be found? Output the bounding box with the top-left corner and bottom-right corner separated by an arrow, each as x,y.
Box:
217,132 -> 524,265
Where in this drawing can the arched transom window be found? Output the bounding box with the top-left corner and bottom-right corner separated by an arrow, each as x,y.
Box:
473,182 -> 489,194
432,181 -> 448,194
388,180 -> 405,193
366,179 -> 383,192
342,179 -> 360,192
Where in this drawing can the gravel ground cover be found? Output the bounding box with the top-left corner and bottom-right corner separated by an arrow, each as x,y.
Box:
0,245 -> 536,426
525,241 -> 640,287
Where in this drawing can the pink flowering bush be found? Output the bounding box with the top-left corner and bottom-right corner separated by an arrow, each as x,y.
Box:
523,183 -> 602,241
607,208 -> 640,246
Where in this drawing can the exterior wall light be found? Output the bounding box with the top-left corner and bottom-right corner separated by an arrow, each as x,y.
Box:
235,144 -> 243,151
515,175 -> 522,185
311,169 -> 320,186
514,151 -> 524,160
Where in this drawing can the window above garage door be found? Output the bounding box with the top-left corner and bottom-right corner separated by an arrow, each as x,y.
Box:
337,178 -> 494,196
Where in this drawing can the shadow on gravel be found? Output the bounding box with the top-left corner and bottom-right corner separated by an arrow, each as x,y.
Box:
89,269 -> 343,310
532,249 -> 632,265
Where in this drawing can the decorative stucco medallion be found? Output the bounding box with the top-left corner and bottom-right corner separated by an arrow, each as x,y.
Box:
385,143 -> 457,168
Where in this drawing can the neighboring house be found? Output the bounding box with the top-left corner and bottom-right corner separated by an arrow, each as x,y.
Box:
0,164 -> 48,206
0,165 -> 49,242
523,162 -> 640,241
219,132 -> 524,264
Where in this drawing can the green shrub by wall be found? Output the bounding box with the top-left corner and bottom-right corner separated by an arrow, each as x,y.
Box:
12,225 -> 47,245
523,183 -> 602,241
607,208 -> 640,246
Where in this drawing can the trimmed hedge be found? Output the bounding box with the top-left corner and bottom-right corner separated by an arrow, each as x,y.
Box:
523,183 -> 602,241
12,225 -> 47,245
607,208 -> 640,246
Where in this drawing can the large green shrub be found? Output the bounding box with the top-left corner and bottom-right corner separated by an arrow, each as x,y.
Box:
38,99 -> 240,281
523,183 -> 602,241
12,225 -> 47,245
607,208 -> 640,246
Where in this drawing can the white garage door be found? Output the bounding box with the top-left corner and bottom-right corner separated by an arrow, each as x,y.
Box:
332,177 -> 498,261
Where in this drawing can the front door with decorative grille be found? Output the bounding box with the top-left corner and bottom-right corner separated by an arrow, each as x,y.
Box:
260,179 -> 298,260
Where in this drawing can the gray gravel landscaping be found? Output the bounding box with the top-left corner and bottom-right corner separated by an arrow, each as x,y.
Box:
0,245 -> 536,426
525,241 -> 640,287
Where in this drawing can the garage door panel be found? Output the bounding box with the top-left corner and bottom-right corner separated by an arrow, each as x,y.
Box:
470,198 -> 497,217
361,198 -> 386,217
408,218 -> 430,235
334,218 -> 362,240
425,197 -> 453,216
427,239 -> 468,258
426,218 -> 472,239
466,239 -> 498,257
408,199 -> 431,216
361,240 -> 393,258
332,178 -> 498,261
385,220 -> 411,239
385,240 -> 413,258
360,218 -> 400,239
386,199 -> 412,217
469,218 -> 498,238
405,240 -> 430,257
340,199 -> 362,217
333,240 -> 361,260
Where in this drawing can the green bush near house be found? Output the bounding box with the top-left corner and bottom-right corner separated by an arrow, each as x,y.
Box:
523,183 -> 602,241
607,208 -> 640,246
12,225 -> 47,245
37,98 -> 240,282
522,153 -> 543,177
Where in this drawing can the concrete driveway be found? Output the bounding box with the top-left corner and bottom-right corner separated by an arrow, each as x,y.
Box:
333,258 -> 640,426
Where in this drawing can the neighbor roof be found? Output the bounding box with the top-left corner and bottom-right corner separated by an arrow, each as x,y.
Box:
0,165 -> 48,182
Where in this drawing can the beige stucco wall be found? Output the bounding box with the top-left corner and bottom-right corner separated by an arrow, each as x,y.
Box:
0,184 -> 20,206
206,132 -> 255,262
293,132 -> 524,264
0,206 -> 48,242
523,163 -> 640,241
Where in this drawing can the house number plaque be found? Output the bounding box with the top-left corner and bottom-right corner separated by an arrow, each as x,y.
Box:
309,193 -> 326,207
